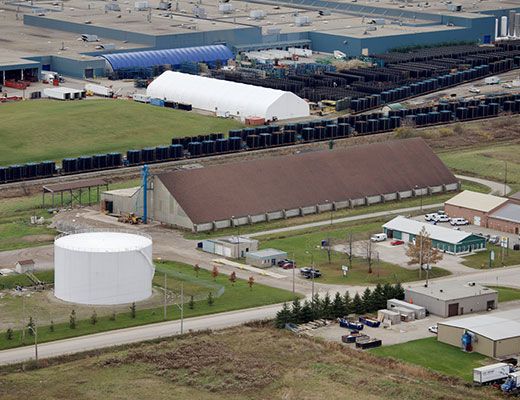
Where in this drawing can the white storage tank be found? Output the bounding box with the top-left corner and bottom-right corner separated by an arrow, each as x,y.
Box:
54,231 -> 154,305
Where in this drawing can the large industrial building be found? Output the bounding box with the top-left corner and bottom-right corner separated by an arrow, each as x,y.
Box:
102,138 -> 459,232
405,282 -> 498,317
146,71 -> 310,121
0,0 -> 518,80
445,190 -> 520,234
383,216 -> 487,254
438,310 -> 520,358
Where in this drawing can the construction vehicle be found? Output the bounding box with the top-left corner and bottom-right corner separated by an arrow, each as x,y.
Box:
118,212 -> 141,224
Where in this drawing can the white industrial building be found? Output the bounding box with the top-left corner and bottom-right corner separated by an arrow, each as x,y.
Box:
54,231 -> 155,305
146,71 -> 310,121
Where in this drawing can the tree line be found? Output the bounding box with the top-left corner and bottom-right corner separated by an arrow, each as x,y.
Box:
275,282 -> 405,328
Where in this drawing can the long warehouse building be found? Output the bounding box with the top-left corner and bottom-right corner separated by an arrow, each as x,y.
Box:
102,138 -> 459,232
146,71 -> 310,121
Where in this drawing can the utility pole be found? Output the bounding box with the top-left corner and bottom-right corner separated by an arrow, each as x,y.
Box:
504,161 -> 508,196
180,283 -> 184,334
292,252 -> 295,294
348,232 -> 353,268
28,325 -> 38,365
419,233 -> 424,280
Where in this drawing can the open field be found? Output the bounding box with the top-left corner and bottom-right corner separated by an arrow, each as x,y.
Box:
0,261 -> 297,350
439,143 -> 520,193
258,219 -> 451,285
0,100 -> 242,165
462,244 -> 520,269
489,286 -> 520,303
0,271 -> 53,290
0,324 -> 500,400
370,337 -> 491,382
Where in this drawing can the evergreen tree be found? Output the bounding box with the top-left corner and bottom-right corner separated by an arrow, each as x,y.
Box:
290,298 -> 302,323
27,316 -> 35,336
352,293 -> 365,315
332,292 -> 345,318
342,291 -> 352,316
90,310 -> 98,325
109,311 -> 116,321
207,292 -> 214,306
394,282 -> 405,300
383,282 -> 393,301
361,288 -> 374,313
311,293 -> 322,319
321,293 -> 333,319
130,302 -> 137,319
372,283 -> 386,311
6,328 -> 13,341
275,303 -> 291,329
300,300 -> 313,323
49,320 -> 55,333
188,295 -> 195,310
69,309 -> 77,329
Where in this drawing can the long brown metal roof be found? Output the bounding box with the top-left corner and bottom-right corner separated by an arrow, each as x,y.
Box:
158,138 -> 457,224
43,178 -> 107,193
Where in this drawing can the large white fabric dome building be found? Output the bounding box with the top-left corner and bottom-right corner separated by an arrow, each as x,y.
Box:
146,71 -> 310,121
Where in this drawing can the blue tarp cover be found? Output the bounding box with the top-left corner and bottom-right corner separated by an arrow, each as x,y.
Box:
102,44 -> 233,71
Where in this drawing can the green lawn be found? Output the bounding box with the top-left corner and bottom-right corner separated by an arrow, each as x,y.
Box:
488,286 -> 520,302
370,337 -> 491,381
462,244 -> 520,269
0,100 -> 242,165
258,219 -> 451,285
439,143 -> 520,193
0,261 -> 298,351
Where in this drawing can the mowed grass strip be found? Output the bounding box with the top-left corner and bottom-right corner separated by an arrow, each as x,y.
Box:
488,286 -> 520,302
370,337 -> 492,382
462,244 -> 520,269
0,261 -> 297,351
0,100 -> 242,165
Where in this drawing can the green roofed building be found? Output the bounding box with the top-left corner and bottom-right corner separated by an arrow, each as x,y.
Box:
383,216 -> 486,255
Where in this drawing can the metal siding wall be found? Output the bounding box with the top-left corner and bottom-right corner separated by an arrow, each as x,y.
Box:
48,56 -> 107,78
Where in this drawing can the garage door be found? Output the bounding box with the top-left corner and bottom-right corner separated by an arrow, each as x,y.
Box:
402,233 -> 409,242
448,303 -> 459,317
473,216 -> 481,226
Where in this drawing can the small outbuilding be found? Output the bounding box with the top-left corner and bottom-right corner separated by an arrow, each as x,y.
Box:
200,236 -> 259,258
387,298 -> 426,319
405,282 -> 497,317
383,216 -> 487,254
245,248 -> 287,268
377,309 -> 401,325
438,309 -> 520,358
15,259 -> 35,274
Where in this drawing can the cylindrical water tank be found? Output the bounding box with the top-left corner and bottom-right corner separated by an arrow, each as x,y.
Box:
54,231 -> 154,305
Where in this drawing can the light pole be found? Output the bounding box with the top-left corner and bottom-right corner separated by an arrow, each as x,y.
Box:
292,252 -> 295,295
27,325 -> 38,365
306,250 -> 315,305
415,185 -> 423,212
173,283 -> 184,334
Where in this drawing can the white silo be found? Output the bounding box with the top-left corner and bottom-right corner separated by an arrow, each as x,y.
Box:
501,16 -> 508,38
54,231 -> 154,305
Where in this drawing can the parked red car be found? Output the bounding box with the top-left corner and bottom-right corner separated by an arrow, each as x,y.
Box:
391,240 -> 404,246
279,261 -> 296,270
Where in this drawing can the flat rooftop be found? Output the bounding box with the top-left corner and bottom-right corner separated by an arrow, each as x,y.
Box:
439,309 -> 520,341
247,248 -> 287,258
407,282 -> 497,301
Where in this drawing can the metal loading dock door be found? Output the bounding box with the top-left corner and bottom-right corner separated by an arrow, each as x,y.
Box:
448,303 -> 459,317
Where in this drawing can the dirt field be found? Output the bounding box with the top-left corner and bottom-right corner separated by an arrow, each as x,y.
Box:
0,323 -> 501,400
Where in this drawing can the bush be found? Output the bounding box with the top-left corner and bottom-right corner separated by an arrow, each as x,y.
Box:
69,310 -> 77,329
207,292 -> 214,306
109,312 -> 116,321
188,295 -> 195,310
90,311 -> 98,325
6,328 -> 13,340
130,303 -> 136,319
394,126 -> 415,139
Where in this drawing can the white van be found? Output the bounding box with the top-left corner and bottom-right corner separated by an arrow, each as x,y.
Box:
450,217 -> 469,226
370,233 -> 387,242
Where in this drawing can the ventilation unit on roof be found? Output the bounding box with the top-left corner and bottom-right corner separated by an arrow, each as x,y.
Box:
295,15 -> 311,26
192,6 -> 206,18
218,2 -> 234,14
266,26 -> 281,35
250,9 -> 266,20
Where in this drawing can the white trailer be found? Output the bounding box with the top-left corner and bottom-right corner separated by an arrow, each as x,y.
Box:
387,299 -> 426,319
485,76 -> 501,85
133,93 -> 151,103
473,363 -> 511,385
43,87 -> 85,100
85,83 -> 113,97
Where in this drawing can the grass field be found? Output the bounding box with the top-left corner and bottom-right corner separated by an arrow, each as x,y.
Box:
370,337 -> 491,382
439,143 -> 520,193
257,219 -> 451,285
462,244 -> 520,269
0,261 -> 297,351
0,100 -> 242,165
0,271 -> 53,290
0,325 -> 500,400
489,286 -> 520,302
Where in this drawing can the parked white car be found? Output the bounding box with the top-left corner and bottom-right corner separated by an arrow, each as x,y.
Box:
450,217 -> 469,226
425,213 -> 449,222
425,213 -> 437,221
370,233 -> 387,242
436,214 -> 450,223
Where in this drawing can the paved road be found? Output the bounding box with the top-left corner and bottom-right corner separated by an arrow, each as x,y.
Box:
0,303 -> 285,366
455,174 -> 511,196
